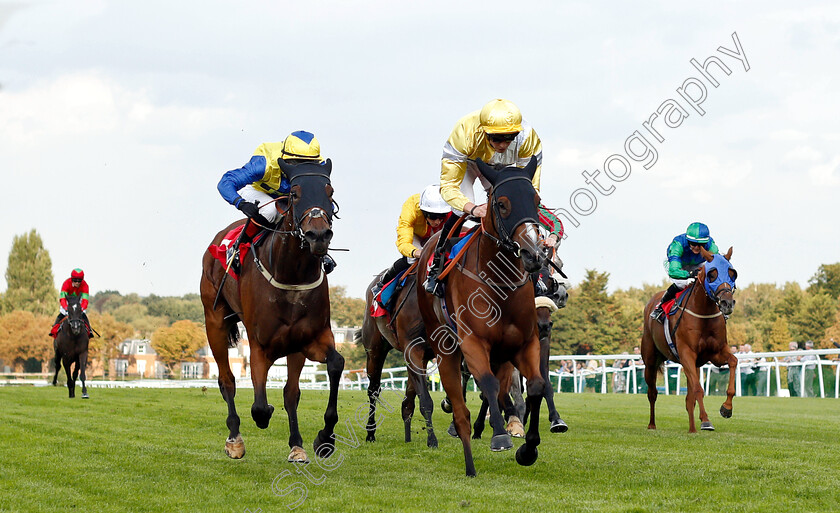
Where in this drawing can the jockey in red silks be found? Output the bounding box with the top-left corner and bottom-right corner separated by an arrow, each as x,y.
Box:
372,184 -> 452,296
217,130 -> 337,274
50,268 -> 90,338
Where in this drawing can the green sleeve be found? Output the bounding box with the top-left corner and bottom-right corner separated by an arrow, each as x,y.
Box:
667,241 -> 689,279
709,240 -> 719,254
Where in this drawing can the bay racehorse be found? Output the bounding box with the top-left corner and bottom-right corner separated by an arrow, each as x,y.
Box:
641,246 -> 738,433
360,268 -> 439,447
417,157 -> 546,477
200,159 -> 344,463
52,295 -> 90,399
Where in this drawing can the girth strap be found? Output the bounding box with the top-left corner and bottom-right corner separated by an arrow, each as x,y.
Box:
250,246 -> 325,291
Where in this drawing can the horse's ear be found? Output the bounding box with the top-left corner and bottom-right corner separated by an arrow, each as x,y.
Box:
523,156 -> 538,180
474,158 -> 500,185
724,246 -> 733,261
699,246 -> 715,262
277,158 -> 297,178
322,158 -> 332,176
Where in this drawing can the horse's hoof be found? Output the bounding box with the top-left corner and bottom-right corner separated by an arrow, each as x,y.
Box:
515,445 -> 538,466
447,422 -> 458,438
720,405 -> 733,418
288,445 -> 309,463
251,403 -> 274,429
225,434 -> 245,459
314,431 -> 335,458
700,421 -> 715,431
647,424 -> 656,430
365,433 -> 376,443
441,398 -> 452,414
506,416 -> 525,438
82,393 -> 89,399
490,434 -> 513,452
550,418 -> 568,433
427,434 -> 438,449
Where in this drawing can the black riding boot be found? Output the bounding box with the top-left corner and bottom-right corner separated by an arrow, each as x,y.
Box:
322,254 -> 337,274
373,256 -> 410,296
650,283 -> 681,323
423,215 -> 459,297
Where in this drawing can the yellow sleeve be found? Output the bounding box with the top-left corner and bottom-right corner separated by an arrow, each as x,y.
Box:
396,194 -> 422,258
518,127 -> 543,192
440,113 -> 479,212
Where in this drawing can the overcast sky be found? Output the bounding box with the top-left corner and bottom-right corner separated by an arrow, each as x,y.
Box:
1,1 -> 838,299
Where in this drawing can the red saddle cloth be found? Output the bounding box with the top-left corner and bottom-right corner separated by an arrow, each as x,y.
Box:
661,287 -> 690,317
207,225 -> 251,280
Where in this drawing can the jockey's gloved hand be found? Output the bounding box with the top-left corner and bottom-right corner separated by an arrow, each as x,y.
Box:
60,307 -> 68,316
237,200 -> 261,219
690,267 -> 701,278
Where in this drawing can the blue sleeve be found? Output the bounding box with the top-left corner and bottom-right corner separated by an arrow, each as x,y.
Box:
217,156 -> 268,206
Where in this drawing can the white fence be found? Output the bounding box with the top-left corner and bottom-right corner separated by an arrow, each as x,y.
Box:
5,349 -> 839,398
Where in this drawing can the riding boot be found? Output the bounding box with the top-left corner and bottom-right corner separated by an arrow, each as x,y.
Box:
375,256 -> 411,296
650,283 -> 681,323
424,215 -> 459,297
322,254 -> 337,275
49,313 -> 65,337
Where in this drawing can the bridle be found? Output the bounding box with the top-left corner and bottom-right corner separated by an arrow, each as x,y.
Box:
482,175 -> 539,257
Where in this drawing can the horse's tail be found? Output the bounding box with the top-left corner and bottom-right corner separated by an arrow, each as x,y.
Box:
226,324 -> 240,349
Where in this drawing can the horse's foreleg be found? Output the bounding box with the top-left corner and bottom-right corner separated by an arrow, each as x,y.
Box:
64,357 -> 75,398
52,350 -> 61,386
249,345 -> 274,430
438,352 -> 475,477
514,339 -> 544,467
537,318 -> 567,433
721,351 -> 737,419
312,346 -> 344,459
79,349 -> 89,399
680,355 -> 700,433
472,392 -> 489,439
463,344 -> 510,453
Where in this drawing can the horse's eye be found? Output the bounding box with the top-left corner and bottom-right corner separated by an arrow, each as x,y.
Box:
729,268 -> 738,281
707,269 -> 718,281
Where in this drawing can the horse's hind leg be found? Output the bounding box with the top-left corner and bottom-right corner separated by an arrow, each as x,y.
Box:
472,393 -> 489,439
206,320 -> 244,459
721,351 -> 738,419
402,374 -> 417,443
438,351 -> 476,477
641,328 -> 659,429
363,329 -> 389,442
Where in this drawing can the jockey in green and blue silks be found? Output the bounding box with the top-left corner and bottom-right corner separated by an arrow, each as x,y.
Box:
650,222 -> 719,323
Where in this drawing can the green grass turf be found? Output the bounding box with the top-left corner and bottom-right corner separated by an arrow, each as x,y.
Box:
0,386 -> 837,513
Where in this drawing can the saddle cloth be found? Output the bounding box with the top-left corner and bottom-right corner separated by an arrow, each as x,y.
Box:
662,287 -> 691,317
207,225 -> 265,280
371,269 -> 410,319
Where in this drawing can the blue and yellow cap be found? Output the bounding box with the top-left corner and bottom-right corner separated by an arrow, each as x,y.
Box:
281,130 -> 322,162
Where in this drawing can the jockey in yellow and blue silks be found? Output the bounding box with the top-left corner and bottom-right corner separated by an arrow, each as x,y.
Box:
650,222 -> 719,323
424,98 -> 556,296
217,130 -> 336,272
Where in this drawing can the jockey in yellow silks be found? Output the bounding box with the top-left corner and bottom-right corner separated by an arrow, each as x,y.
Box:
372,184 -> 451,296
424,99 -> 557,296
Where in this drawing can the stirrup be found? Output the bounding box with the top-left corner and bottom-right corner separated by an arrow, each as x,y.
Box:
650,306 -> 664,324
371,280 -> 384,298
322,254 -> 337,274
424,276 -> 444,298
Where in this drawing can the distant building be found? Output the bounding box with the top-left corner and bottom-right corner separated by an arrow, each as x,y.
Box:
110,339 -> 157,378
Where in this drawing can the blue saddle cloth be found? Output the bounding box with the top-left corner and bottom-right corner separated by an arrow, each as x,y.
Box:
378,269 -> 409,310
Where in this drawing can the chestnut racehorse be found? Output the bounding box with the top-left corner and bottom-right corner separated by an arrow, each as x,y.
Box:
641,246 -> 738,433
417,157 -> 546,477
360,269 -> 439,447
200,159 -> 344,463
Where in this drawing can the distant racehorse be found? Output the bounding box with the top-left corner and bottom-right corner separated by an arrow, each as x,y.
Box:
52,296 -> 90,399
641,246 -> 738,432
200,159 -> 344,463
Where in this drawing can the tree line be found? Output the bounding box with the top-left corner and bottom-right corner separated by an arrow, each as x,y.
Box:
2,229 -> 838,373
